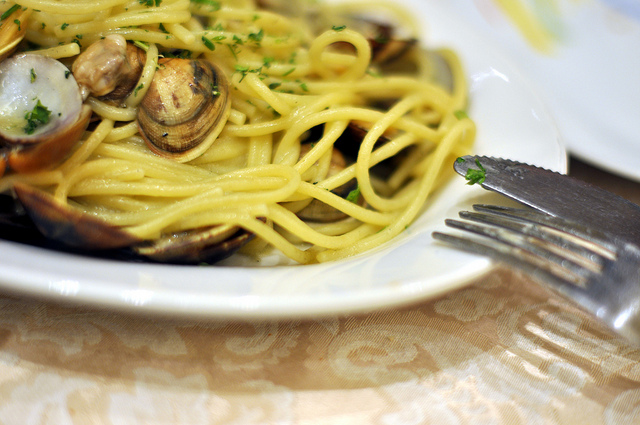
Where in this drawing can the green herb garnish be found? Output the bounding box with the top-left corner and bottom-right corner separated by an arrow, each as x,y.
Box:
133,83 -> 144,97
190,0 -> 221,10
138,0 -> 162,6
247,29 -> 264,44
201,35 -> 215,51
464,158 -> 487,185
1,4 -> 20,21
346,185 -> 361,203
29,68 -> 36,83
332,25 -> 347,31
133,40 -> 149,51
23,100 -> 51,135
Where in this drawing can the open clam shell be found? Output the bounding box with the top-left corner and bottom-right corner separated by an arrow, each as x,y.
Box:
13,183 -> 141,250
134,225 -> 255,264
12,183 -> 256,264
0,54 -> 92,173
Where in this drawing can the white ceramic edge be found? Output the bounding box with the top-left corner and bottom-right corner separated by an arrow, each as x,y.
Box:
0,0 -> 567,319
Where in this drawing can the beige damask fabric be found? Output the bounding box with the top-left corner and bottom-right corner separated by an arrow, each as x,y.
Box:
0,267 -> 638,424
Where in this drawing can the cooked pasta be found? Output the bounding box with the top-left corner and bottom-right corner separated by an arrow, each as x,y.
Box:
0,0 -> 475,264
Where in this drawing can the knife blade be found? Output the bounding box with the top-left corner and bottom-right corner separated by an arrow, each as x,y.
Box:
454,155 -> 640,246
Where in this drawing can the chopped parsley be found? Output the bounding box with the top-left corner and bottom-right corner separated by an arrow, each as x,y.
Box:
23,100 -> 51,135
454,110 -> 469,120
332,25 -> 347,31
133,83 -> 145,97
346,185 -> 361,203
247,29 -> 264,45
139,0 -> 162,6
234,64 -> 268,82
201,35 -> 215,51
60,22 -> 69,30
29,68 -> 36,83
190,0 -> 221,10
464,158 -> 487,185
133,40 -> 149,51
1,4 -> 20,21
262,56 -> 274,68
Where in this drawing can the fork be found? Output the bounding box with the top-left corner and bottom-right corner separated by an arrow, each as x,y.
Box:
433,183 -> 640,346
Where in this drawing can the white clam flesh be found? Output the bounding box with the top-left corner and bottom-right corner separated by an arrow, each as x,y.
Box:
0,54 -> 91,172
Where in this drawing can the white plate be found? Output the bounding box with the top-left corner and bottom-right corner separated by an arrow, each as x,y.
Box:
446,0 -> 640,180
0,0 -> 566,319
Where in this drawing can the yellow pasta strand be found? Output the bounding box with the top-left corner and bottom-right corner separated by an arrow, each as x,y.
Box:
0,0 -> 475,265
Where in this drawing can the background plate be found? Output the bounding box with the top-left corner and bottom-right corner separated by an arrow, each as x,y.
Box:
0,0 -> 566,319
447,0 -> 640,180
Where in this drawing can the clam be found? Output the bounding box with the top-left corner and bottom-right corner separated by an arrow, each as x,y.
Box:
338,119 -> 414,181
137,58 -> 231,163
0,54 -> 92,173
296,144 -> 361,222
13,183 -> 141,250
134,224 -> 255,264
72,34 -> 146,102
335,16 -> 453,91
364,21 -> 418,66
0,7 -> 31,62
12,183 -> 256,263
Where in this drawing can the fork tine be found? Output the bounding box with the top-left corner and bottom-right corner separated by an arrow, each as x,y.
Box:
430,201 -> 622,301
472,204 -> 618,255
440,217 -> 596,284
432,229 -> 593,301
458,210 -> 612,270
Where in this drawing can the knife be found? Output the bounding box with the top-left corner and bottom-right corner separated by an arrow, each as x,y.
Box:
453,155 -> 640,247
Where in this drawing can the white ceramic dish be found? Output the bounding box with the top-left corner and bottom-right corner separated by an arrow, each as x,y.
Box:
447,0 -> 640,180
0,0 -> 566,319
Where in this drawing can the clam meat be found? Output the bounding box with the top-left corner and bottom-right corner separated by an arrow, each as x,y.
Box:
0,54 -> 91,173
72,34 -> 146,102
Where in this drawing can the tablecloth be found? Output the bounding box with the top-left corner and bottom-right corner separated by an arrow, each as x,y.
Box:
0,158 -> 639,424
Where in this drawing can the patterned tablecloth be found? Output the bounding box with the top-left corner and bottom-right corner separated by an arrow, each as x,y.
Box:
0,159 -> 639,424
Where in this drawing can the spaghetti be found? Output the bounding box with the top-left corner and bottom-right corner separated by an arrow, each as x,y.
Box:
0,0 -> 475,264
